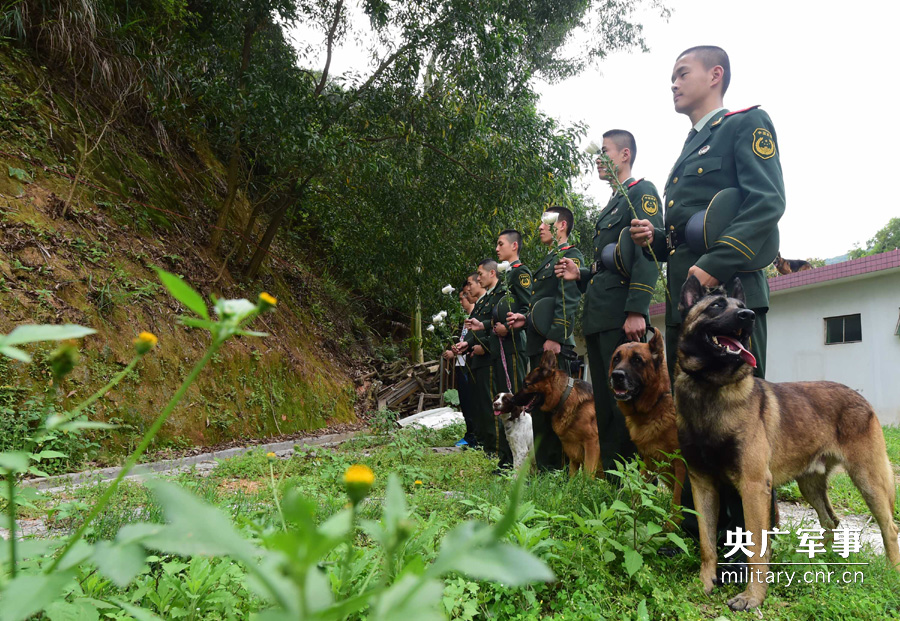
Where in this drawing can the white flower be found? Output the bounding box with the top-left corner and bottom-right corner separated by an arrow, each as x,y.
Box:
215,298 -> 257,321
437,310 -> 448,320
426,324 -> 435,332
431,313 -> 444,324
497,261 -> 511,273
541,211 -> 559,226
586,140 -> 603,155
442,284 -> 455,295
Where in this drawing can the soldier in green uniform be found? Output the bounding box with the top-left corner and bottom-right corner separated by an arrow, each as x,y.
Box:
630,45 -> 785,577
508,206 -> 584,470
555,129 -> 663,472
455,259 -> 509,466
492,229 -> 531,395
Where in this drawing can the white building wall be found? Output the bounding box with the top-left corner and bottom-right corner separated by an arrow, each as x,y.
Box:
767,271 -> 900,426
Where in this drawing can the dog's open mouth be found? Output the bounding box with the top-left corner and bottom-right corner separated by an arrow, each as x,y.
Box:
711,332 -> 757,368
612,387 -> 633,401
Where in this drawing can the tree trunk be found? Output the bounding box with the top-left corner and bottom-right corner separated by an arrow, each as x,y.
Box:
245,192 -> 293,279
210,20 -> 258,251
236,197 -> 267,263
411,295 -> 424,364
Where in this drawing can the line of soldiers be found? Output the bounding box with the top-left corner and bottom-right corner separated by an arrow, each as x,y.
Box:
445,45 -> 785,570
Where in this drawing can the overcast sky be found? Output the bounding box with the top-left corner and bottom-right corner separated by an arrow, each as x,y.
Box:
295,0 -> 900,260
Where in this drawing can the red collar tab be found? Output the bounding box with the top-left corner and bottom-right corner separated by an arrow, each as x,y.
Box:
511,262 -> 522,268
724,105 -> 761,117
627,178 -> 643,188
559,245 -> 573,251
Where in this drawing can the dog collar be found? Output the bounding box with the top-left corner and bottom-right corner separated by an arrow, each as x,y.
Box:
554,377 -> 576,415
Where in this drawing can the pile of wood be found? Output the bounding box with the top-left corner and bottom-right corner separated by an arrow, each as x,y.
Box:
361,358 -> 455,419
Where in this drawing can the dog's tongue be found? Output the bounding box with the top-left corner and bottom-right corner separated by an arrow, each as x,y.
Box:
493,410 -> 501,417
717,335 -> 757,368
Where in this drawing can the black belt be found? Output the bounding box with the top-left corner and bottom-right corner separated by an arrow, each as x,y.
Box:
590,260 -> 608,275
666,227 -> 687,254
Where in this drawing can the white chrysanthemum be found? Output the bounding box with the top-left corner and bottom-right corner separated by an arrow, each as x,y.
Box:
426,324 -> 435,332
215,298 -> 257,321
541,211 -> 559,226
497,261 -> 511,273
442,284 -> 455,295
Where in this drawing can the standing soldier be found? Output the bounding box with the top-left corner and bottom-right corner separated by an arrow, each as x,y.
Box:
556,129 -> 663,472
455,260 -> 508,467
508,207 -> 584,470
630,45 -> 785,579
492,229 -> 531,395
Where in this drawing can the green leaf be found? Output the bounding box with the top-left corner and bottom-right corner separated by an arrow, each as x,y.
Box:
7,166 -> 31,183
635,599 -> 650,621
141,480 -> 256,561
110,601 -> 165,621
609,500 -> 632,513
0,451 -> 30,473
45,601 -> 100,621
0,345 -> 31,362
2,324 -> 96,347
92,540 -> 148,588
32,450 -> 68,461
369,573 -> 444,621
666,532 -> 689,554
0,571 -> 75,621
153,268 -> 209,319
623,546 -> 643,577
445,539 -> 553,586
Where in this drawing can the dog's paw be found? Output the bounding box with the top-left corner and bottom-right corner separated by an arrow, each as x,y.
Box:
727,591 -> 763,611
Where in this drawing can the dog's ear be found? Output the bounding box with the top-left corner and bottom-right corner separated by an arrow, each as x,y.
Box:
729,277 -> 745,304
679,274 -> 704,314
648,326 -> 664,365
540,350 -> 558,371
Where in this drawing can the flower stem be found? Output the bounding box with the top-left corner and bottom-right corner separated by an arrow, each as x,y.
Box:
269,462 -> 286,531
47,341 -> 223,573
55,356 -> 141,427
6,472 -> 16,578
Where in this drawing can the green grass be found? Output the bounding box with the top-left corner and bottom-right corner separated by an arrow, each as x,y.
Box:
25,422 -> 900,620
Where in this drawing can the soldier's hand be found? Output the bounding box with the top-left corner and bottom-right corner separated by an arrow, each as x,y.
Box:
465,318 -> 485,331
506,312 -> 526,329
493,322 -> 509,337
543,339 -> 561,354
630,219 -> 654,247
688,265 -> 720,288
472,345 -> 486,356
554,257 -> 580,281
623,312 -> 647,342
442,350 -> 455,360
453,342 -> 469,355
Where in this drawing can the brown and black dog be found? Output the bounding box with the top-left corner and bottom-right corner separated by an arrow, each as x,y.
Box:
521,351 -> 602,477
608,327 -> 686,510
677,275 -> 900,611
773,252 -> 812,275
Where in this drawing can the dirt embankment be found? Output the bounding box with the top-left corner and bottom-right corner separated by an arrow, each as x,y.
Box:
0,47 -> 372,465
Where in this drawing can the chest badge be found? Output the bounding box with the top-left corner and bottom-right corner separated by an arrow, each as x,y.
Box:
698,145 -> 710,155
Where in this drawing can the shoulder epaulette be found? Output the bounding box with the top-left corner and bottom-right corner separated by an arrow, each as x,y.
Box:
627,178 -> 643,188
724,105 -> 761,117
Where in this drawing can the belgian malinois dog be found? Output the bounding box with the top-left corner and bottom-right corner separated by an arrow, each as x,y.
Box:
521,351 -> 602,477
676,275 -> 900,611
609,327 -> 686,510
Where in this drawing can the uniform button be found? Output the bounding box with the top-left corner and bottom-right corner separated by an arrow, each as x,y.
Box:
673,177 -> 678,184
669,225 -> 675,230
697,167 -> 703,174
668,200 -> 674,208
607,223 -> 612,228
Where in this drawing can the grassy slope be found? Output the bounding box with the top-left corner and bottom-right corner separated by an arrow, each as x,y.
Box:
0,45 -> 365,467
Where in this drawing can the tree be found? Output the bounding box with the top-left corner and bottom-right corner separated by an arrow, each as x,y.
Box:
849,217 -> 900,259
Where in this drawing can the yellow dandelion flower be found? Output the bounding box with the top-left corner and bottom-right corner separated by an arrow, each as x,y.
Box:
258,292 -> 277,311
134,331 -> 158,355
414,480 -> 423,485
266,451 -> 277,461
344,464 -> 375,505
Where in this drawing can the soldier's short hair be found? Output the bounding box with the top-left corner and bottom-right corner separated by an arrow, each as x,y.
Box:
602,129 -> 637,165
678,45 -> 731,95
460,278 -> 470,291
546,206 -> 575,237
498,229 -> 523,251
467,271 -> 479,283
478,258 -> 498,274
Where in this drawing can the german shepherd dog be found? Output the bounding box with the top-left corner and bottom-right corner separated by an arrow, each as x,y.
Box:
521,351 -> 602,477
773,252 -> 812,275
608,327 -> 686,511
677,275 -> 900,611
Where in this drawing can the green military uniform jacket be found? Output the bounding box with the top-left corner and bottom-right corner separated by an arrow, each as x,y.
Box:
526,242 -> 585,357
489,262 -> 532,355
464,284 -> 505,370
647,106 -> 785,324
579,178 -> 663,335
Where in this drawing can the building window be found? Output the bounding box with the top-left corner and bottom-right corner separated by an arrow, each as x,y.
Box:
825,314 -> 862,344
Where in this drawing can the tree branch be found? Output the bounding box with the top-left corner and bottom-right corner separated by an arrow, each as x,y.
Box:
314,0 -> 344,96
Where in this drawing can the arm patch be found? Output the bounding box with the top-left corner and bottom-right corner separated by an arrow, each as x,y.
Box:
641,195 -> 659,216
